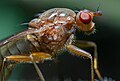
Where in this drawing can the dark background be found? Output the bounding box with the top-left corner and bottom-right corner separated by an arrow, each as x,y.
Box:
0,0 -> 119,81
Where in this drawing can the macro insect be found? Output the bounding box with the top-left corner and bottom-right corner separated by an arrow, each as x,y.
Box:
0,8 -> 102,81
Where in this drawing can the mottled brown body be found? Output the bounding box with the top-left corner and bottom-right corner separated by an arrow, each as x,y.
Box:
0,8 -> 76,58
28,8 -> 76,54
0,8 -> 103,81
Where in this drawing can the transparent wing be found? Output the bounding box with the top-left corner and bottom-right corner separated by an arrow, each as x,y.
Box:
0,29 -> 36,46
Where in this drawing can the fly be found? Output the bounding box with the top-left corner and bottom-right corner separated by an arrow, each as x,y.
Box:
0,8 -> 102,81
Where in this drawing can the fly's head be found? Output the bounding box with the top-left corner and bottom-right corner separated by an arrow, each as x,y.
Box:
76,9 -> 102,33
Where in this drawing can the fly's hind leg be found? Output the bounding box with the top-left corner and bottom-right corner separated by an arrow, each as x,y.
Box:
1,52 -> 52,81
1,58 -> 6,81
66,44 -> 94,81
72,40 -> 103,81
1,55 -> 32,81
1,58 -> 13,81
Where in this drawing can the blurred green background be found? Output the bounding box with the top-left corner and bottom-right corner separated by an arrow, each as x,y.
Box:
0,0 -> 120,81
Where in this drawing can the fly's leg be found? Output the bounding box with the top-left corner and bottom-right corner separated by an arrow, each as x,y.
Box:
29,52 -> 52,81
1,58 -> 13,81
1,58 -> 6,81
73,40 -> 103,81
0,52 -> 52,81
66,44 -> 94,81
31,59 -> 45,81
1,56 -> 32,81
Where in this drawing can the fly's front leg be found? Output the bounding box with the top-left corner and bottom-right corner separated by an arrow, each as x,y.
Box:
66,44 -> 94,81
73,40 -> 103,81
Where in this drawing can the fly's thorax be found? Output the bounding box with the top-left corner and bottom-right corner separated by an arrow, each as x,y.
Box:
27,8 -> 76,54
32,23 -> 73,55
28,8 -> 76,45
28,8 -> 76,30
39,8 -> 76,20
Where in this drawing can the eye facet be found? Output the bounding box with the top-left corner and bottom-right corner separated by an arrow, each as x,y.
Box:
79,12 -> 92,24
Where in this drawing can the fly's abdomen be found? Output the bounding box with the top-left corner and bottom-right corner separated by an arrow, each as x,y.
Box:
0,36 -> 41,80
0,37 -> 39,58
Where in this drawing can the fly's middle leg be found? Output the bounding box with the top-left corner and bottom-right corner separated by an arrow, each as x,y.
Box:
30,52 -> 52,81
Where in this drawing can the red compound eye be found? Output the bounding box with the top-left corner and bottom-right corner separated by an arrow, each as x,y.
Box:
79,12 -> 92,24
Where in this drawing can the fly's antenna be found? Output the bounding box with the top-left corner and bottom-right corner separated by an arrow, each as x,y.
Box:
94,0 -> 103,16
96,0 -> 103,11
96,3 -> 100,12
